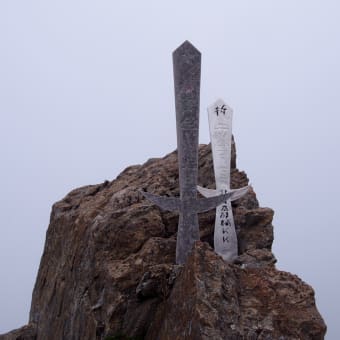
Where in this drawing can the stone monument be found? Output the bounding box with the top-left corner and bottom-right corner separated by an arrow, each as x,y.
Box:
141,41 -> 232,264
198,99 -> 249,261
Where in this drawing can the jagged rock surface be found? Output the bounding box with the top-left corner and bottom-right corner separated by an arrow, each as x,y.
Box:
0,143 -> 326,340
147,242 -> 325,340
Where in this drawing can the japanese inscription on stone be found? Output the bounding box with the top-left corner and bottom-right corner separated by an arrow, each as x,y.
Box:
197,99 -> 249,261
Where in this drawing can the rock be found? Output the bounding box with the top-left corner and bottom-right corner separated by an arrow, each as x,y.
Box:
146,242 -> 325,340
0,143 -> 326,340
0,324 -> 36,340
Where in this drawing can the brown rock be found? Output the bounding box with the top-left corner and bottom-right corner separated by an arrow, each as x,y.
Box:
146,242 -> 325,340
0,143 -> 326,340
0,324 -> 36,340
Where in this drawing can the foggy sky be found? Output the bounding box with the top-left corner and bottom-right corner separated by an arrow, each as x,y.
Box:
0,1 -> 339,338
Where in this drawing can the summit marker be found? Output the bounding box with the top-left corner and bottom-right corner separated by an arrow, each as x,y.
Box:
197,99 -> 249,261
141,41 -> 230,264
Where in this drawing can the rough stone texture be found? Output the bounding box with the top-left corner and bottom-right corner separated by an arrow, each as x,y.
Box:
0,143 -> 326,340
0,324 -> 37,340
146,242 -> 325,340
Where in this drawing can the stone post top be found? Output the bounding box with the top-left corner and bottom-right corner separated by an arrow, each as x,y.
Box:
172,40 -> 201,56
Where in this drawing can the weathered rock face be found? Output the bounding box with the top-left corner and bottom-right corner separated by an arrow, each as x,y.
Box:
0,143 -> 326,340
147,242 -> 325,340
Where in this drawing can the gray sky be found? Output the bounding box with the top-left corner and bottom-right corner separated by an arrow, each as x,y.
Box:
0,1 -> 339,338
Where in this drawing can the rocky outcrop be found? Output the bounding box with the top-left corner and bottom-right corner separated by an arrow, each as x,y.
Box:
0,324 -> 36,340
147,242 -> 325,340
0,142 -> 326,339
